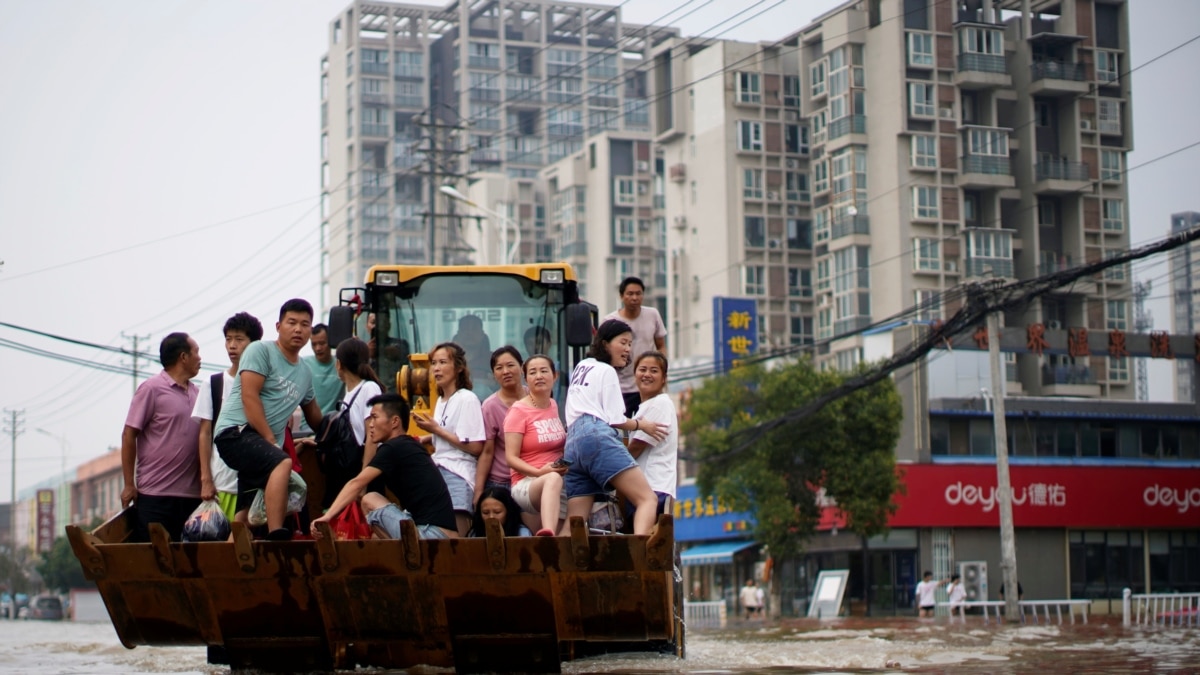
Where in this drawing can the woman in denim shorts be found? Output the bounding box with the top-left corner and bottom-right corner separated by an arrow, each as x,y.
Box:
562,319 -> 668,535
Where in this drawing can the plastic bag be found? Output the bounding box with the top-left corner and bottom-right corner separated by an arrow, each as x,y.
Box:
248,472 -> 308,528
182,500 -> 231,542
332,501 -> 371,540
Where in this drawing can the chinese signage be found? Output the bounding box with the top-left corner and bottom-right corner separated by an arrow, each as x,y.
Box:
36,490 -> 55,554
933,323 -> 1198,360
674,483 -> 755,542
890,464 -> 1200,528
712,297 -> 757,374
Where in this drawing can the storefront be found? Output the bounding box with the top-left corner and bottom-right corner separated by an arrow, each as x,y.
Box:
673,483 -> 759,609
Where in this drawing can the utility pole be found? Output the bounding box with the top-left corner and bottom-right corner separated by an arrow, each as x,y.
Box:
984,308 -> 1020,623
1132,280 -> 1154,401
414,108 -> 469,265
121,332 -> 151,396
3,408 -> 24,620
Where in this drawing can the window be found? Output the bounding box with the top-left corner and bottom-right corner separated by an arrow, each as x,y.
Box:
736,72 -> 761,103
915,289 -> 942,321
913,186 -> 939,219
744,216 -> 765,247
966,128 -> 1009,156
912,134 -> 937,168
1104,249 -> 1127,281
783,75 -> 801,107
1096,50 -> 1120,83
907,32 -> 934,66
810,60 -> 826,97
656,217 -> 667,248
614,218 -> 636,246
785,124 -> 804,154
1101,150 -> 1123,182
1106,300 -> 1128,331
959,27 -> 1003,55
913,238 -> 941,271
743,168 -> 764,199
737,121 -> 763,151
786,218 -> 811,249
787,267 -> 810,297
1098,98 -> 1122,134
394,50 -> 423,77
813,160 -> 828,193
743,266 -> 766,295
1103,199 -> 1124,231
786,172 -> 810,202
908,82 -> 935,117
1109,357 -> 1130,382
967,230 -> 1012,259
615,178 -> 635,205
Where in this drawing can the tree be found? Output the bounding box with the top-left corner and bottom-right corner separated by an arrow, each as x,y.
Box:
683,358 -> 903,560
37,536 -> 93,593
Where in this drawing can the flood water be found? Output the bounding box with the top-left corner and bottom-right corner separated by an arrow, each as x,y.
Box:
1,616 -> 1197,673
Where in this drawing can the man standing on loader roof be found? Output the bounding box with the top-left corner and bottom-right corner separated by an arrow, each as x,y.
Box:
214,298 -> 325,540
602,276 -> 667,417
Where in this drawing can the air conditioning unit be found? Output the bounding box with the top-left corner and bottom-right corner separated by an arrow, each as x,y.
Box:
959,561 -> 988,602
940,107 -> 955,119
637,160 -> 649,173
637,182 -> 648,194
1081,118 -> 1094,130
1047,320 -> 1063,329
786,158 -> 799,169
767,190 -> 778,201
768,238 -> 781,249
638,220 -> 651,231
673,215 -> 688,229
787,205 -> 799,215
944,260 -> 958,272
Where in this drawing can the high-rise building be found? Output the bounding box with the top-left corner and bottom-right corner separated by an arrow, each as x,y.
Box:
319,0 -> 676,310
540,131 -> 667,316
1169,211 -> 1200,402
653,0 -> 1133,397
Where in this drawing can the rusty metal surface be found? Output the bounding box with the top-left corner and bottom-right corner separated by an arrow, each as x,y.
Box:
66,511 -> 678,673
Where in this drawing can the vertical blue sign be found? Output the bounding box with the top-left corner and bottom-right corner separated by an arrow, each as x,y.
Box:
712,296 -> 757,374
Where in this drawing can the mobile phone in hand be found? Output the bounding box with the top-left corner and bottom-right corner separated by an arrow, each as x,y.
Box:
551,458 -> 572,468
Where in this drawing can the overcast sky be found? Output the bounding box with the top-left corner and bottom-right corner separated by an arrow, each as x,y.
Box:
1,0 -> 1197,498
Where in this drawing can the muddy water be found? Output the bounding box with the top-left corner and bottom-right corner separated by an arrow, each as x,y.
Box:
2,617 -> 1197,673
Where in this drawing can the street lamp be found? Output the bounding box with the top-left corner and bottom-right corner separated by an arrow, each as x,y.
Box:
439,185 -> 520,265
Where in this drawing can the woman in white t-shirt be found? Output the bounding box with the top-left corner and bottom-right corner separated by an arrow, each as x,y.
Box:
414,341 -> 486,536
330,338 -> 383,503
628,351 -> 677,513
563,319 -> 668,535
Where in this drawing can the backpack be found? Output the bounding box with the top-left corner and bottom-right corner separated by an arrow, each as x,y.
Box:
314,385 -> 365,474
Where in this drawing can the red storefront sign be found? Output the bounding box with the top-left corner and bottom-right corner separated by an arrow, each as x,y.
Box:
888,464 -> 1200,529
36,489 -> 55,554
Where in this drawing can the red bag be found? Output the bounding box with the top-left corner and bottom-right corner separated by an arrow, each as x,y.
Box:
283,426 -> 303,473
332,501 -> 371,540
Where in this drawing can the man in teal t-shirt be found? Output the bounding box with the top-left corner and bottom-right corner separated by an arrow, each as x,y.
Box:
214,299 -> 325,540
304,324 -> 343,415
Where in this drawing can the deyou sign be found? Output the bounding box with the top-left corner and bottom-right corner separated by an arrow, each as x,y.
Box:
890,464 -> 1200,528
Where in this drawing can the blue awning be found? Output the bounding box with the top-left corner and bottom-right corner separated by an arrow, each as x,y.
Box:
680,540 -> 757,566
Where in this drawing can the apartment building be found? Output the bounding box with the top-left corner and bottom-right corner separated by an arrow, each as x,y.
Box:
319,0 -> 676,310
539,131 -> 667,315
1170,210 -> 1200,402
651,38 -> 812,364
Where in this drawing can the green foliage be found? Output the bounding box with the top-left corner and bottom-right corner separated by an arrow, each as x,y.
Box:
0,549 -> 31,595
36,536 -> 93,593
683,358 -> 903,558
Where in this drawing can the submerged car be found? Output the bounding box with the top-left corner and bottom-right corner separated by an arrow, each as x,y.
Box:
26,595 -> 64,621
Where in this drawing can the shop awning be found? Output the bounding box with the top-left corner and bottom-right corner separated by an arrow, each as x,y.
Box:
679,540 -> 757,566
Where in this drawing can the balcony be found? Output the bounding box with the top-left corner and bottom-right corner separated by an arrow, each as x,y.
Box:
827,115 -> 867,143
469,87 -> 501,102
830,214 -> 870,239
964,257 -> 1013,279
1035,157 -> 1090,194
547,123 -> 583,138
394,64 -> 423,79
547,62 -> 580,77
588,65 -> 619,79
361,92 -> 389,105
506,76 -> 541,102
470,148 -> 502,164
468,55 -> 500,70
958,155 -> 1015,189
393,153 -> 421,170
361,123 -> 390,138
508,151 -> 542,165
955,53 -> 1011,89
361,185 -> 389,198
1041,362 -> 1100,397
361,62 -> 389,75
394,94 -> 424,108
589,94 -> 619,108
1038,253 -> 1074,275
1029,61 -> 1089,96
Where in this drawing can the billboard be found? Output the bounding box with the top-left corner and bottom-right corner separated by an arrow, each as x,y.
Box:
712,297 -> 757,374
36,490 -> 55,554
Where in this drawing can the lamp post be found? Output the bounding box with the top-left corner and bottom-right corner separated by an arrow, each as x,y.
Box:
439,185 -> 519,265
35,429 -> 69,534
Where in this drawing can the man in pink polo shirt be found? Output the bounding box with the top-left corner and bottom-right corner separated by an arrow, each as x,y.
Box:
120,332 -> 203,541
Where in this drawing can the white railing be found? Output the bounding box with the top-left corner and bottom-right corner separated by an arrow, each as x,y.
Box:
939,599 -> 1091,624
1123,588 -> 1200,627
684,600 -> 727,628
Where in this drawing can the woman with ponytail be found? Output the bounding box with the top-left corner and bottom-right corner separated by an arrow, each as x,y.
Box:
325,337 -> 383,506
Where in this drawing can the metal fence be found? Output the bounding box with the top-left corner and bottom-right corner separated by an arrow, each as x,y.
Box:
684,600 -> 727,629
1123,589 -> 1200,627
